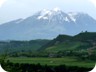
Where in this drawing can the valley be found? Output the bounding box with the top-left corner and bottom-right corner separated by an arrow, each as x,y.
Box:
0,32 -> 96,72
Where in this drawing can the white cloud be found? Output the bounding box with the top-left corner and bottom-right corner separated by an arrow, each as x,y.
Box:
0,0 -> 6,7
89,0 -> 96,7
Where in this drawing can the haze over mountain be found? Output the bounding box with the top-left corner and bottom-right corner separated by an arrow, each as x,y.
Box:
0,8 -> 96,40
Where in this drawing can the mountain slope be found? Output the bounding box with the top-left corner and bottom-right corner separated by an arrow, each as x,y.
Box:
0,40 -> 50,54
0,8 -> 96,40
39,32 -> 96,52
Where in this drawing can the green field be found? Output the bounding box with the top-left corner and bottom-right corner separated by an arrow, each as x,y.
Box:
7,57 -> 95,68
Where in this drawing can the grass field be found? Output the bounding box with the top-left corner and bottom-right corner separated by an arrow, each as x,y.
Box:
7,57 -> 95,68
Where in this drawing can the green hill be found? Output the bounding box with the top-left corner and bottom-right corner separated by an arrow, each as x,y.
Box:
40,32 -> 96,51
36,32 -> 96,60
74,31 -> 96,42
44,41 -> 90,52
0,32 -> 96,60
0,40 -> 50,54
38,35 -> 72,51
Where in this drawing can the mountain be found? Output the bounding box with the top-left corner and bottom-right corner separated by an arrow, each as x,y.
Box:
0,8 -> 96,40
39,32 -> 96,52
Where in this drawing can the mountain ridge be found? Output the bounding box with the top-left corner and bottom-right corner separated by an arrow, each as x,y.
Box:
39,31 -> 96,52
0,8 -> 96,40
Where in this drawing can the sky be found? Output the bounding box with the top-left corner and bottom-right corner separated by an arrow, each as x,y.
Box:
0,0 -> 96,24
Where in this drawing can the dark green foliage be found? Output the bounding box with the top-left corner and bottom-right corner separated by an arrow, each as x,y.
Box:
0,32 -> 96,60
0,32 -> 96,71
1,61 -> 93,72
0,39 -> 50,54
74,32 -> 96,42
40,32 -> 96,51
37,32 -> 96,61
38,35 -> 72,51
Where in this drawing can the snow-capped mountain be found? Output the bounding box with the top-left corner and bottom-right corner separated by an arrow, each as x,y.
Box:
37,8 -> 75,22
0,8 -> 96,40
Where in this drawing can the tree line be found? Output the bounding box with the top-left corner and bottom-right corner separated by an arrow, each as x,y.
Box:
1,60 -> 92,72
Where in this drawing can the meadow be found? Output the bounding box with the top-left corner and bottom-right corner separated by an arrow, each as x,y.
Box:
7,57 -> 95,68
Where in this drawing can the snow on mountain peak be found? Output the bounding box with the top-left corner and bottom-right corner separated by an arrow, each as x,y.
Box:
42,9 -> 51,14
53,7 -> 61,12
64,17 -> 70,22
68,12 -> 78,22
37,8 -> 82,22
37,8 -> 62,20
37,9 -> 53,19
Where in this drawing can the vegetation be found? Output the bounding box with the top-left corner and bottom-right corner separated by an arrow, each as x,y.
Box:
0,31 -> 96,72
6,57 -> 95,68
1,60 -> 93,72
0,39 -> 50,54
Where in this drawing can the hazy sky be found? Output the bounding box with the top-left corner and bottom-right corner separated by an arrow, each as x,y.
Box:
0,0 -> 96,24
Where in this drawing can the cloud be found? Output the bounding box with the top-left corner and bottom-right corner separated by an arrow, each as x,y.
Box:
89,0 -> 96,7
0,0 -> 7,7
